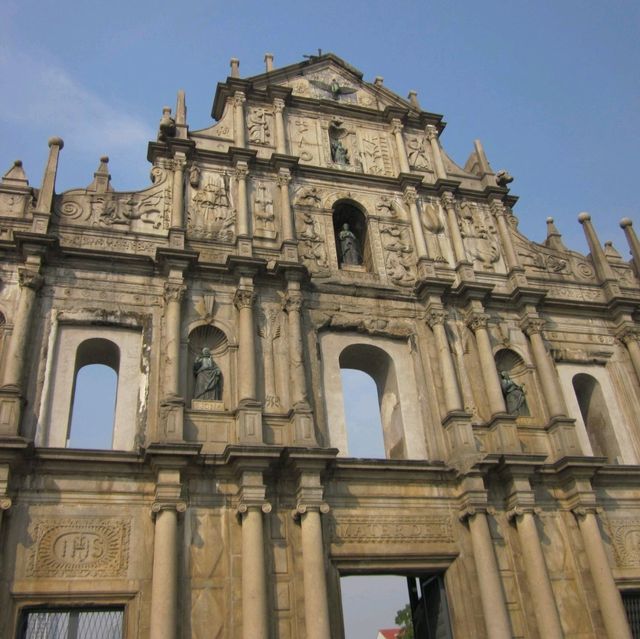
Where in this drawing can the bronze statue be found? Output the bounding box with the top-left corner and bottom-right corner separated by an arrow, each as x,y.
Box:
193,347 -> 222,401
330,138 -> 349,165
500,371 -> 527,415
339,223 -> 362,265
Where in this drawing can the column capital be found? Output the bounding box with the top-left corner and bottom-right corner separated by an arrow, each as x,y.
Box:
390,118 -> 403,135
571,505 -> 601,521
164,281 -> 186,303
425,124 -> 439,141
291,501 -> 330,521
151,500 -> 187,518
18,267 -> 43,291
234,287 -> 255,310
440,191 -> 456,209
489,200 -> 506,217
402,186 -> 418,205
284,290 -> 303,313
466,312 -> 489,332
0,497 -> 12,511
506,505 -> 540,522
276,169 -> 292,187
426,308 -> 446,328
273,97 -> 285,113
617,325 -> 640,345
237,501 -> 272,518
459,504 -> 495,522
234,161 -> 249,180
233,90 -> 246,107
520,316 -> 546,336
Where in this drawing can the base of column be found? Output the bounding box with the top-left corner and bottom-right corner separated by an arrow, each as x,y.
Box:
292,408 -> 317,445
0,387 -> 24,437
237,401 -> 263,443
442,411 -> 482,472
281,240 -> 299,263
455,261 -> 475,281
237,236 -> 253,258
486,413 -> 521,453
416,257 -> 436,279
160,396 -> 185,441
168,228 -> 185,249
546,415 -> 581,459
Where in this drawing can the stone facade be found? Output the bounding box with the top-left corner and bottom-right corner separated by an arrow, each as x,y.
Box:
0,52 -> 639,638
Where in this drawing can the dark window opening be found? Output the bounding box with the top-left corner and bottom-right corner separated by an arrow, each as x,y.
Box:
623,590 -> 640,638
18,607 -> 124,639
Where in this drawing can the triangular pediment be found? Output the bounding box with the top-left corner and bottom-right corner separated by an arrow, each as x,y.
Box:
249,53 -> 417,113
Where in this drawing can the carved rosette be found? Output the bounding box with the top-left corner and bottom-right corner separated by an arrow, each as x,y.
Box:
234,288 -> 255,311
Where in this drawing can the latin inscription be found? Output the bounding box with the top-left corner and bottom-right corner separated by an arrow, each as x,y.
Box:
329,514 -> 454,544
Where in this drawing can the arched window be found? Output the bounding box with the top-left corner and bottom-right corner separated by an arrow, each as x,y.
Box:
339,343 -> 405,459
572,373 -> 620,462
332,201 -> 370,270
67,338 -> 119,449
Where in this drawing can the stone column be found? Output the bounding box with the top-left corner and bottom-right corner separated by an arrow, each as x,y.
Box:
466,312 -> 506,415
32,137 -> 64,233
149,502 -> 185,639
171,153 -> 186,229
295,503 -> 332,639
273,98 -> 287,155
0,465 -> 10,533
163,281 -> 186,399
490,200 -> 520,271
233,91 -> 246,148
403,187 -> 429,259
277,169 -> 294,242
440,192 -> 466,265
235,285 -> 257,403
426,125 -> 447,180
521,317 -> 567,418
618,327 -> 640,384
509,508 -> 563,638
426,308 -> 463,413
284,286 -> 308,408
620,218 -> 640,276
391,118 -> 410,173
2,265 -> 43,388
235,161 -> 250,238
573,507 -> 632,639
461,507 -> 512,638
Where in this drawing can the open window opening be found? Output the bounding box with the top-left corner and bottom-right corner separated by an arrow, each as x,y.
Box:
333,201 -> 371,271
339,344 -> 405,459
18,606 -> 124,639
572,373 -> 620,462
67,338 -> 119,450
340,574 -> 452,639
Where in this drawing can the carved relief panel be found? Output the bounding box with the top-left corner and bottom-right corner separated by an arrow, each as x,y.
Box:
187,169 -> 236,242
250,180 -> 277,240
458,201 -> 503,272
53,165 -> 171,235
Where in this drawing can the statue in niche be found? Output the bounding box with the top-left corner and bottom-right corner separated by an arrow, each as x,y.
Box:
339,223 -> 362,265
193,347 -> 222,401
329,119 -> 351,165
500,371 -> 527,416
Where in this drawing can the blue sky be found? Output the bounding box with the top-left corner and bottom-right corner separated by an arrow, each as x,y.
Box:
1,0 -> 638,254
2,3 -> 638,635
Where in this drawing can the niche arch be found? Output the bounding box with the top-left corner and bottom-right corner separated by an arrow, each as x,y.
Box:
320,332 -> 427,460
332,199 -> 372,271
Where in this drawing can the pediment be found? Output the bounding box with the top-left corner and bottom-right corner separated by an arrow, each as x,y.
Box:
250,55 -> 415,113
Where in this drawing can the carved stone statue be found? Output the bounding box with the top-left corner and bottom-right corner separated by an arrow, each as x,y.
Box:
331,138 -> 349,165
339,223 -> 362,265
500,371 -> 527,415
193,347 -> 222,401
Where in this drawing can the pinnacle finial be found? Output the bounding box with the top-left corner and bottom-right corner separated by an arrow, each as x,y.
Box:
230,58 -> 240,78
264,53 -> 274,72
